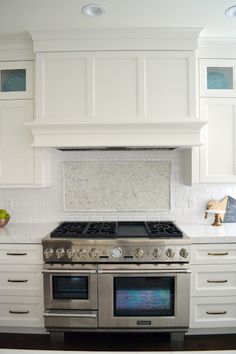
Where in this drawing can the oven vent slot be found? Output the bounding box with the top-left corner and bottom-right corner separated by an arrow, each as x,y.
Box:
57,147 -> 178,151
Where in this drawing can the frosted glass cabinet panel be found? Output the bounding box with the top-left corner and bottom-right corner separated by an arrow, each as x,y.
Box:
200,59 -> 236,97
207,67 -> 233,90
0,61 -> 33,99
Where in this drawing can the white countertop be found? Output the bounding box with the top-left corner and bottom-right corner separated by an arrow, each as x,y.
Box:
0,351 -> 235,354
178,223 -> 236,243
0,223 -> 58,243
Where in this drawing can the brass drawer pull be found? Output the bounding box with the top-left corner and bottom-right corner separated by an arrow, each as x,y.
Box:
6,252 -> 27,256
8,279 -> 28,283
207,280 -> 228,283
9,310 -> 29,315
206,311 -> 227,315
207,252 -> 229,256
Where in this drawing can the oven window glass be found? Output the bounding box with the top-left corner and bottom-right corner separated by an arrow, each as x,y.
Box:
114,277 -> 174,317
52,276 -> 88,300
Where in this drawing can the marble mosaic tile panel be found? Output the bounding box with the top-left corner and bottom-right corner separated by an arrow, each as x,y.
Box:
63,161 -> 171,212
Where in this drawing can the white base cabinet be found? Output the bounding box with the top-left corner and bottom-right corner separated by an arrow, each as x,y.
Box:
0,100 -> 50,187
0,244 -> 44,333
189,243 -> 236,334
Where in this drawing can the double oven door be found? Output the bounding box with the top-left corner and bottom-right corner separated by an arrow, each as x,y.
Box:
43,263 -> 190,330
98,264 -> 190,329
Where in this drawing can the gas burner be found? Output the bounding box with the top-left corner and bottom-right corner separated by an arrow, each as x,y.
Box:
145,221 -> 183,238
50,222 -> 88,238
50,221 -> 118,238
86,222 -> 118,236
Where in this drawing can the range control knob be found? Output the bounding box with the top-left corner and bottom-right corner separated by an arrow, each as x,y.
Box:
179,248 -> 189,258
166,248 -> 175,259
110,247 -> 122,259
66,248 -> 75,259
55,248 -> 65,259
134,248 -> 144,259
89,248 -> 99,259
77,248 -> 87,258
153,248 -> 162,258
44,248 -> 54,259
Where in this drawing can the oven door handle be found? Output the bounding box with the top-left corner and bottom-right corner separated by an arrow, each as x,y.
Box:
98,269 -> 190,274
42,269 -> 97,274
43,312 -> 97,318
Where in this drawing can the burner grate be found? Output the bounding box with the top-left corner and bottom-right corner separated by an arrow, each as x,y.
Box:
145,221 -> 183,238
50,221 -> 118,238
86,222 -> 118,236
50,222 -> 88,238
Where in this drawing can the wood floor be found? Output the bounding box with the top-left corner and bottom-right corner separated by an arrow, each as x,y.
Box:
0,332 -> 236,351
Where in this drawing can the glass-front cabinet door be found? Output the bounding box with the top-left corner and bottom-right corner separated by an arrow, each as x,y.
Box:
200,59 -> 236,97
0,61 -> 33,99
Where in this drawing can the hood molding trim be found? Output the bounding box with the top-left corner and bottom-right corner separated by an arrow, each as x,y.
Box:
29,28 -> 203,52
27,121 -> 207,148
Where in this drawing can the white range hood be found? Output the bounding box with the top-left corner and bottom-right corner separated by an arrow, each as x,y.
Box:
29,28 -> 206,149
29,121 -> 206,149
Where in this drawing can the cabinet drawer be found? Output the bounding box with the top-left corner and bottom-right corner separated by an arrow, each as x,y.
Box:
190,296 -> 236,328
0,296 -> 43,327
0,244 -> 42,264
191,264 -> 236,296
191,244 -> 236,264
0,265 -> 43,296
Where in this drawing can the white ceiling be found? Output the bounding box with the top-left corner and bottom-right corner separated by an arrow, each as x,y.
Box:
0,0 -> 236,40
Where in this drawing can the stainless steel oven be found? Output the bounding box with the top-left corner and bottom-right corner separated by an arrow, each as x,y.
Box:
42,221 -> 191,344
98,264 -> 190,329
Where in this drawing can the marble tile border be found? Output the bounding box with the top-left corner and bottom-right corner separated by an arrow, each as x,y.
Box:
63,160 -> 171,212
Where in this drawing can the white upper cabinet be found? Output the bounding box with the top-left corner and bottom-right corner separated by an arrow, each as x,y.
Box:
200,59 -> 236,97
0,100 -> 50,187
199,98 -> 236,183
0,61 -> 33,100
35,51 -> 196,123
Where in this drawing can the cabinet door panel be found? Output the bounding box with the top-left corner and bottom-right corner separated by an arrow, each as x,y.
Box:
0,100 -> 34,184
36,53 -> 87,121
146,58 -> 188,118
94,57 -> 138,119
200,98 -> 236,182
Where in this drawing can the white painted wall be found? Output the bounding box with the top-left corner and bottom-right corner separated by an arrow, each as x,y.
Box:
0,149 -> 235,224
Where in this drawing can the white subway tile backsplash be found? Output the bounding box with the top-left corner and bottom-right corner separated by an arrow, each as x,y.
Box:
0,149 -> 235,224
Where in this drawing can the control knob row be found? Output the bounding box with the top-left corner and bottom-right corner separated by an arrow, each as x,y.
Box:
44,247 -> 99,259
133,247 -> 189,259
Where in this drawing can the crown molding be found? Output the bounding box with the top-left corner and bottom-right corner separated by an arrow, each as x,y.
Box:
0,39 -> 33,60
198,37 -> 236,58
29,28 -> 203,52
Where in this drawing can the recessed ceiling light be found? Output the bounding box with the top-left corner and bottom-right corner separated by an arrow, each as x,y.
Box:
225,5 -> 236,17
82,4 -> 107,17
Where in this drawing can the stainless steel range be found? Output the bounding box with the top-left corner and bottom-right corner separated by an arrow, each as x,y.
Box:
42,221 -> 191,344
